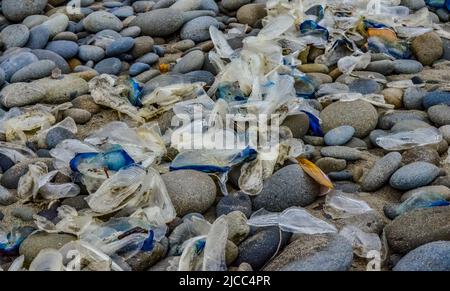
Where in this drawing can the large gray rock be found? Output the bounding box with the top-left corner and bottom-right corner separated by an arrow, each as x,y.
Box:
162,170 -> 217,217
173,50 -> 205,73
0,24 -> 30,49
253,164 -> 319,212
83,11 -> 123,33
2,0 -> 47,22
40,14 -> 69,38
25,25 -> 50,49
180,16 -> 220,42
320,146 -> 363,161
428,104 -> 450,126
0,52 -> 38,81
10,60 -> 56,83
264,234 -> 353,271
320,100 -> 378,138
31,49 -> 71,74
0,82 -> 45,108
130,8 -> 184,37
362,152 -> 402,192
32,75 -> 89,104
385,207 -> 450,254
393,241 -> 450,271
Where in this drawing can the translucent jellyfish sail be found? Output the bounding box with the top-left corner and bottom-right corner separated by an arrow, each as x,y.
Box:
202,216 -> 228,271
248,207 -> 337,234
339,225 -> 382,258
375,127 -> 443,151
324,190 -> 373,219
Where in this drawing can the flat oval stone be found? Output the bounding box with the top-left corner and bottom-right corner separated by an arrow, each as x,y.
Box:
10,60 -> 56,83
1,24 -> 30,49
25,25 -> 50,49
129,62 -> 150,76
78,45 -> 105,62
173,50 -> 205,73
106,37 -> 135,57
2,0 -> 47,22
0,52 -> 38,81
31,49 -> 71,74
423,91 -> 450,109
324,125 -> 355,146
0,82 -> 45,108
180,16 -> 220,43
45,40 -> 79,60
130,8 -> 184,37
389,162 -> 440,190
361,152 -> 402,192
83,11 -> 123,33
348,79 -> 382,94
94,57 -> 122,75
393,59 -> 423,74
393,241 -> 450,271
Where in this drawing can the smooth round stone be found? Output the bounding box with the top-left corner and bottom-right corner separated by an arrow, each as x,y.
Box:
216,192 -> 252,218
131,36 -> 154,58
411,32 -> 443,66
324,125 -> 355,146
378,110 -> 429,130
53,32 -> 78,42
320,100 -> 378,138
25,25 -> 50,49
0,52 -> 38,81
382,88 -> 403,108
224,211 -> 250,244
34,75 -> 88,104
41,14 -> 69,38
23,15 -> 49,29
348,79 -> 381,94
403,86 -> 426,110
129,62 -> 150,76
393,59 -> 423,74
428,104 -> 450,126
200,0 -> 219,13
162,170 -> 216,216
78,45 -> 105,62
130,8 -> 184,37
106,37 -> 135,57
362,152 -> 402,192
170,0 -> 202,11
46,127 -> 76,149
185,70 -> 215,86
111,6 -> 134,18
94,57 -> 122,75
19,233 -> 76,264
83,11 -> 123,33
1,24 -> 30,49
402,147 -> 440,166
440,125 -> 450,143
2,0 -> 47,22
436,8 -> 450,22
0,82 -> 45,108
423,91 -> 450,109
91,30 -> 122,49
315,157 -> 347,174
136,52 -> 159,65
264,234 -> 353,271
394,241 -> 450,271
173,50 -> 205,73
132,1 -> 155,12
10,60 -> 56,83
120,26 -> 141,38
389,162 -> 440,191
222,0 -> 251,10
11,206 -> 35,221
281,113 -> 310,138
327,170 -> 353,181
71,95 -> 101,114
45,41 -> 79,59
235,227 -> 291,270
180,16 -> 220,43
253,164 -> 319,212
385,207 -> 450,254
365,60 -> 394,75
320,146 -> 363,161
236,3 -> 266,27
63,108 -> 91,124
31,49 -> 71,73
